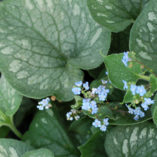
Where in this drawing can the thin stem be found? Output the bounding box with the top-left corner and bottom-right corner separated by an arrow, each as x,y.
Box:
6,118 -> 22,139
137,74 -> 150,81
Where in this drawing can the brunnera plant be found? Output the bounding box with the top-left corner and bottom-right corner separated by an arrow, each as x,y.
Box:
0,0 -> 157,157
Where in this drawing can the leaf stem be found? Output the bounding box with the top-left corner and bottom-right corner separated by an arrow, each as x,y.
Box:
137,74 -> 150,81
6,118 -> 22,139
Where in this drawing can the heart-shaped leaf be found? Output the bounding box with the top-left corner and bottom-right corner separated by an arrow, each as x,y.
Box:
22,148 -> 54,157
23,110 -> 79,157
0,138 -> 33,157
130,0 -> 157,74
87,0 -> 149,32
0,0 -> 111,101
105,123 -> 157,157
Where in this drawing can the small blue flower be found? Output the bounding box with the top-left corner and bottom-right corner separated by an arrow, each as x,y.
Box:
92,119 -> 101,128
37,105 -> 44,110
83,82 -> 89,90
75,81 -> 82,87
100,125 -> 107,132
72,87 -> 81,95
82,98 -> 91,111
66,111 -> 73,121
136,85 -> 146,96
130,84 -> 137,95
126,104 -> 134,114
97,85 -> 109,101
126,105 -> 145,120
141,103 -> 149,111
103,118 -> 109,126
101,80 -> 108,84
90,100 -> 98,114
122,52 -> 131,67
106,72 -> 108,75
141,98 -> 154,111
92,88 -> 98,95
133,107 -> 145,120
122,80 -> 128,90
37,97 -> 51,110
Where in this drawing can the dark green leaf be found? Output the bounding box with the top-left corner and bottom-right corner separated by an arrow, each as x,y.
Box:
23,110 -> 79,157
79,132 -> 107,157
22,148 -> 54,157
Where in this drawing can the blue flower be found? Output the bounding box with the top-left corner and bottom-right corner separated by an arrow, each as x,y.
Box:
90,101 -> 98,114
122,80 -> 128,90
97,85 -> 109,101
82,98 -> 91,111
101,80 -> 108,84
66,111 -> 73,121
130,84 -> 137,95
75,81 -> 82,87
100,125 -> 107,132
106,72 -> 108,75
37,97 -> 51,110
141,98 -> 154,111
133,107 -> 145,120
37,105 -> 44,110
83,82 -> 89,90
136,85 -> 146,96
92,119 -> 101,128
126,105 -> 145,120
72,87 -> 81,95
126,104 -> 134,114
103,118 -> 109,126
122,52 -> 130,67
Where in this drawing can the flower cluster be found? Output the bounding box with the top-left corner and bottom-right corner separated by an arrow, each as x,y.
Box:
37,97 -> 51,110
123,80 -> 154,120
66,109 -> 80,121
72,81 -> 89,95
68,80 -> 110,132
126,105 -> 145,120
141,98 -> 154,111
122,51 -> 131,67
82,99 -> 98,114
92,118 -> 109,132
92,85 -> 110,101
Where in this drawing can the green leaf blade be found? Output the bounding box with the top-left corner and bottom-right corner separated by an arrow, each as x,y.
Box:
105,123 -> 157,157
130,0 -> 157,74
87,0 -> 149,32
0,138 -> 33,157
0,75 -> 22,117
22,148 -> 54,157
104,53 -> 139,90
0,0 -> 111,101
23,110 -> 79,157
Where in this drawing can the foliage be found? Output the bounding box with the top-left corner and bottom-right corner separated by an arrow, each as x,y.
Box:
0,0 -> 157,156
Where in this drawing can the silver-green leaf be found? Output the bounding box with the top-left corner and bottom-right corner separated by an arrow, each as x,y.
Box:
105,123 -> 157,157
0,0 -> 111,101
87,0 -> 149,32
0,75 -> 22,117
130,0 -> 157,74
0,138 -> 33,157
